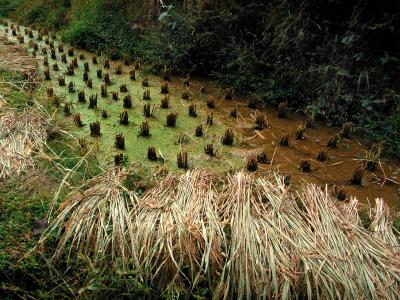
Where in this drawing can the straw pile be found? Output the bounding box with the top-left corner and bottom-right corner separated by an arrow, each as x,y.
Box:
0,35 -> 37,78
0,110 -> 47,180
51,168 -> 138,265
48,170 -> 400,299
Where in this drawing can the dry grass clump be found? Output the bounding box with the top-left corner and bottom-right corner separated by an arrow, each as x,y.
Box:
279,133 -> 289,146
188,104 -> 197,117
350,164 -> 365,185
88,94 -> 97,109
46,169 -> 400,298
177,150 -> 188,168
89,121 -> 101,136
204,143 -> 216,156
206,112 -> 213,125
278,101 -> 287,118
160,95 -> 170,108
73,114 -> 84,127
230,107 -> 237,118
327,134 -> 339,148
147,147 -> 157,161
87,78 -> 93,88
78,90 -> 85,103
123,95 -> 132,109
134,171 -> 222,290
143,89 -> 151,101
0,110 -> 47,180
139,121 -> 150,137
294,124 -> 305,140
166,112 -> 178,127
50,168 -> 138,265
115,133 -> 125,149
246,156 -> 257,171
221,128 -> 234,145
160,82 -> 169,94
255,112 -> 267,129
0,36 -> 38,77
195,125 -> 203,137
119,111 -> 129,125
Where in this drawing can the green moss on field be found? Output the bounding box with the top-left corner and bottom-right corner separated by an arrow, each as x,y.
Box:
5,25 -> 243,172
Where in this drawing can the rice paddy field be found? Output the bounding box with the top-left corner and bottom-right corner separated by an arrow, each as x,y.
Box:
1,18 -> 400,299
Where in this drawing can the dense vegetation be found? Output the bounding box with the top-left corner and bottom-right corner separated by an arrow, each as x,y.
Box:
1,0 -> 399,156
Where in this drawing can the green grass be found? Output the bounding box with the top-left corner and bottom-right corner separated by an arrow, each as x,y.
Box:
0,70 -> 34,108
0,178 -> 50,269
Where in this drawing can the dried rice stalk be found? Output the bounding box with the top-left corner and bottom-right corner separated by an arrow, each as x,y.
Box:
0,110 -> 47,180
0,35 -> 37,78
370,198 -> 399,247
298,185 -> 400,299
51,168 -> 138,266
47,170 -> 400,299
134,170 -> 225,291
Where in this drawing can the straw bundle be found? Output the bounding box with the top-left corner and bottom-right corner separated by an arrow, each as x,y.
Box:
51,168 -> 138,266
134,171 -> 225,291
46,170 -> 400,298
0,110 -> 47,180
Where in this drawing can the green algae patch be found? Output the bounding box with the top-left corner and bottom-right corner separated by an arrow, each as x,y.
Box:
13,26 -> 243,171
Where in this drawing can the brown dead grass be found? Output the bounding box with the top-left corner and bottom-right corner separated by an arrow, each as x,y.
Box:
0,35 -> 38,78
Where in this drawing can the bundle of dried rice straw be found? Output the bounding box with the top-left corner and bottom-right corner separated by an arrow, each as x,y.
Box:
47,169 -> 400,299
0,110 -> 47,179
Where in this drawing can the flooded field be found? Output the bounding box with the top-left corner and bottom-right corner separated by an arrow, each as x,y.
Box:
1,23 -> 399,209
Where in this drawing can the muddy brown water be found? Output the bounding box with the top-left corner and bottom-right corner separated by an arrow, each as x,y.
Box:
1,22 -> 399,210
211,94 -> 400,210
